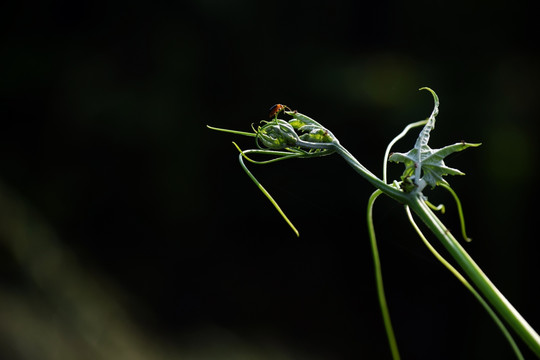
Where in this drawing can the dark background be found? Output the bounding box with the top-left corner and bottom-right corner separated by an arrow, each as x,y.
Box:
1,1 -> 539,359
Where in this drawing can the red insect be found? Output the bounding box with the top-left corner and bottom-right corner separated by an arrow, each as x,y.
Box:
268,104 -> 288,118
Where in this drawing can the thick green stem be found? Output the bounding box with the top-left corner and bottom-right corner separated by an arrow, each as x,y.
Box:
334,144 -> 407,203
408,196 -> 540,357
405,206 -> 524,360
333,142 -> 540,357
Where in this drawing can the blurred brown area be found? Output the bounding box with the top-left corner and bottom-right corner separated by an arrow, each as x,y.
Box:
1,1 -> 539,359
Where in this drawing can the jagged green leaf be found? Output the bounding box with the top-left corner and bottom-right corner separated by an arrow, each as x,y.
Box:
388,88 -> 481,190
390,141 -> 481,188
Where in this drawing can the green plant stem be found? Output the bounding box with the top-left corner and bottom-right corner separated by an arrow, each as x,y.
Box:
367,189 -> 401,360
405,206 -> 524,360
407,196 -> 540,357
332,141 -> 540,357
334,144 -> 407,203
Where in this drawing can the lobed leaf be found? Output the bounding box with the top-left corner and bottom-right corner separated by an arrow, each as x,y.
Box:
390,142 -> 481,188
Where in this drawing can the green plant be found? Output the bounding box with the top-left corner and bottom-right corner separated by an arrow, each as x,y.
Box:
207,88 -> 540,359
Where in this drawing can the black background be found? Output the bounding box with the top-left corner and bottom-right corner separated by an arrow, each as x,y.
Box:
1,1 -> 539,359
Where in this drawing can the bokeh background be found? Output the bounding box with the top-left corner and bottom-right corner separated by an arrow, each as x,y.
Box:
1,1 -> 539,359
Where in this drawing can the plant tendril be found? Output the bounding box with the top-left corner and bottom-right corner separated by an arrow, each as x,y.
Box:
235,146 -> 300,237
367,190 -> 401,360
425,200 -> 446,214
439,183 -> 472,242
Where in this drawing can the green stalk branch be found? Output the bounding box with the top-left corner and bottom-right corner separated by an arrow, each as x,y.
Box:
333,138 -> 540,356
405,206 -> 524,360
337,141 -> 540,356
334,143 -> 407,203
407,196 -> 540,357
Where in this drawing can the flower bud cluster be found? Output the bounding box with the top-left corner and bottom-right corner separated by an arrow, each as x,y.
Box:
256,110 -> 337,150
256,120 -> 299,149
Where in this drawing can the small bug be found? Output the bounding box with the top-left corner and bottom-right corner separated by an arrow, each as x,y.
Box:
268,104 -> 288,118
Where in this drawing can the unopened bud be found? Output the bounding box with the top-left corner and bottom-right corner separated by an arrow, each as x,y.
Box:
257,120 -> 299,149
299,128 -> 334,143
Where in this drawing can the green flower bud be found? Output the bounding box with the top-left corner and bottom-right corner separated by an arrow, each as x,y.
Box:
257,120 -> 299,149
299,127 -> 334,143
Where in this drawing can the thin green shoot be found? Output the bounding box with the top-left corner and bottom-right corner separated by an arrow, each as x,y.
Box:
207,124 -> 256,138
232,143 -> 307,165
232,144 -> 300,237
367,189 -> 401,360
425,200 -> 446,214
439,183 -> 472,242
